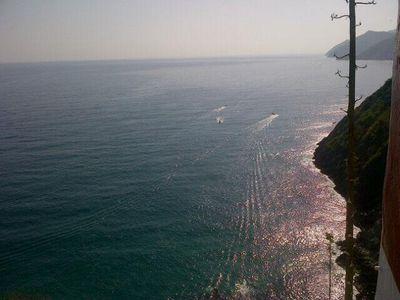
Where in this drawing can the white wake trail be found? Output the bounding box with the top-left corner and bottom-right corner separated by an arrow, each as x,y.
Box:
255,114 -> 279,131
213,105 -> 227,113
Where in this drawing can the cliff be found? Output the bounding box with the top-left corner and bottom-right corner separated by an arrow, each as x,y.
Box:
314,79 -> 392,299
326,30 -> 395,60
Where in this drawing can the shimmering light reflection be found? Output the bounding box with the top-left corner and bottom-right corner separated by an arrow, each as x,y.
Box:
206,106 -> 346,299
2,59 -> 389,299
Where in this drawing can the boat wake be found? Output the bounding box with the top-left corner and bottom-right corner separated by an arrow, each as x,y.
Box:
255,114 -> 279,131
213,106 -> 227,113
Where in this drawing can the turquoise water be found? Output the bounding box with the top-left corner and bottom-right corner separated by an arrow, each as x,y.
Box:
0,57 -> 392,299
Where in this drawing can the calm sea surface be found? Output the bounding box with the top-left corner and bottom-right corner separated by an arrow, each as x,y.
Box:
0,57 -> 392,299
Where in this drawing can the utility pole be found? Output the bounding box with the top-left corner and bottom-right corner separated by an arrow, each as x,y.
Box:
331,1 -> 376,299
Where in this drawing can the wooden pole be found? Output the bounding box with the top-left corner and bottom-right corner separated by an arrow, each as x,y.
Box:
344,1 -> 357,299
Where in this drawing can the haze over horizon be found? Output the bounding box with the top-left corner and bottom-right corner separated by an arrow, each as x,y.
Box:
0,0 -> 397,63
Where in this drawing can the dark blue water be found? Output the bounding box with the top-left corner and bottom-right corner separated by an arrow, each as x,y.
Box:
0,57 -> 392,299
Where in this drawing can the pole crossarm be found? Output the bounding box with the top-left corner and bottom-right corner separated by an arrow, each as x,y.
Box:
355,1 -> 377,5
334,53 -> 350,59
331,13 -> 350,20
335,70 -> 350,79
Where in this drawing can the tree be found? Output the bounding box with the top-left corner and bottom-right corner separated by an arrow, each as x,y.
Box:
331,1 -> 376,299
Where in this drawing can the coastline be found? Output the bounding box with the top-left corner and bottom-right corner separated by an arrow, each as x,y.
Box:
312,79 -> 392,298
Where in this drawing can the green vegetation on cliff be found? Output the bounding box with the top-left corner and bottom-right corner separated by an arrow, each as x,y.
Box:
314,79 -> 392,299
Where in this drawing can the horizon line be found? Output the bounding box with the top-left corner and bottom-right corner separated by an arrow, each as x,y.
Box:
0,53 -> 326,66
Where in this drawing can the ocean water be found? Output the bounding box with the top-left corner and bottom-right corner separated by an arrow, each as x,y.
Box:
0,57 -> 392,299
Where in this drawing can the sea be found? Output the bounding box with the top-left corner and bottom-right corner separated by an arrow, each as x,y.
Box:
0,56 -> 392,299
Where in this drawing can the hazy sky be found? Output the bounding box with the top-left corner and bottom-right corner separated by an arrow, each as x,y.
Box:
0,0 -> 397,63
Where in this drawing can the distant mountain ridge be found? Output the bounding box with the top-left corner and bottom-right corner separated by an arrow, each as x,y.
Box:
326,30 -> 396,60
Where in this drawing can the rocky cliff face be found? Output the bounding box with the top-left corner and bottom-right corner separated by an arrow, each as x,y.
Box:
314,79 -> 392,299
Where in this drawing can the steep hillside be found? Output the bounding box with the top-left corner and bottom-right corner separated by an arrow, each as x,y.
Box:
314,79 -> 392,299
358,37 -> 395,60
326,30 -> 395,60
